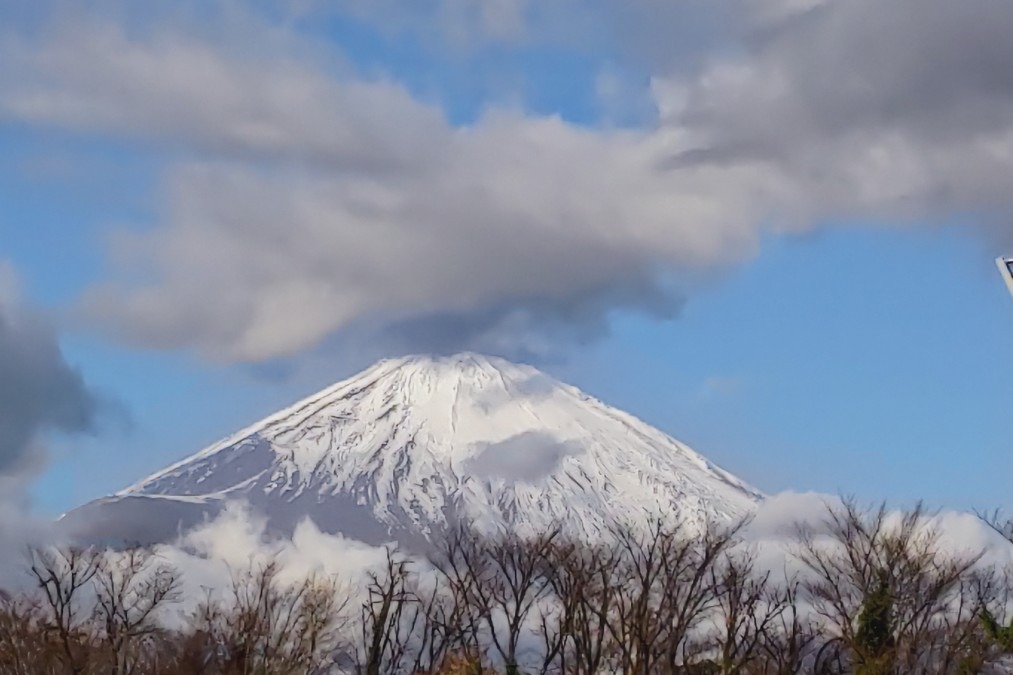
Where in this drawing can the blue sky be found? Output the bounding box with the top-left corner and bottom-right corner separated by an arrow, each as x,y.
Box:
3,0 -> 1013,516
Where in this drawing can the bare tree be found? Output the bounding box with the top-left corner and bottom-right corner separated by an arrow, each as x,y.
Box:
431,526 -> 560,674
357,548 -> 425,675
4,503 -> 1013,675
603,517 -> 745,674
28,546 -> 102,675
704,553 -> 787,674
795,499 -> 987,674
538,538 -> 621,675
0,590 -> 64,675
481,528 -> 560,674
191,558 -> 350,675
752,575 -> 821,675
407,572 -> 471,674
91,547 -> 182,675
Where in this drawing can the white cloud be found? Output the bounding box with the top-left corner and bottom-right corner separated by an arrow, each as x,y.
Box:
182,502 -> 391,581
742,492 -> 1013,580
154,501 -> 393,610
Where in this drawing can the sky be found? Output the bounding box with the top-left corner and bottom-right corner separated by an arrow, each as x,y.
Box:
2,0 -> 1013,517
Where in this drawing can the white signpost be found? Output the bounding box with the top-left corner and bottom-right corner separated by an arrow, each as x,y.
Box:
997,257 -> 1013,299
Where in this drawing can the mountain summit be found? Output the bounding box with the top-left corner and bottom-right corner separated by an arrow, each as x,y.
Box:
65,354 -> 761,546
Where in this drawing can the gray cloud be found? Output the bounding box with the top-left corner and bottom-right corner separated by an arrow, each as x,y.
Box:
466,431 -> 585,484
76,124 -> 750,362
0,296 -> 101,475
4,3 -> 1013,362
750,0 -> 1013,136
670,0 -> 1013,229
373,281 -> 683,363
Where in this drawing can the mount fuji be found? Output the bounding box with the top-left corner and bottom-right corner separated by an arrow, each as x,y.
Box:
63,354 -> 762,547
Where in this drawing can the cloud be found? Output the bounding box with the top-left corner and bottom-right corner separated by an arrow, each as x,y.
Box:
74,110 -> 758,362
4,2 -> 1013,362
741,492 -> 1013,580
0,271 -> 102,475
0,18 -> 447,173
312,0 -> 739,70
138,501 -> 395,621
81,492 -> 1013,620
168,501 -> 391,584
371,283 -> 683,363
466,431 -> 585,484
0,264 -> 108,587
668,0 -> 1013,234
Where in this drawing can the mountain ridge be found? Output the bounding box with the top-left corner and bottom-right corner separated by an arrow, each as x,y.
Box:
63,353 -> 762,547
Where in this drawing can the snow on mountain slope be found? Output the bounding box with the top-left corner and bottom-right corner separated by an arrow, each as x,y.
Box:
63,354 -> 762,546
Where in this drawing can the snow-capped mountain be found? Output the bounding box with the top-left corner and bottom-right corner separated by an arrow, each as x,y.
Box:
63,354 -> 762,546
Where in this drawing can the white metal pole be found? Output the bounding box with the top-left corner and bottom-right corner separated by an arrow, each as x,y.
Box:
997,257 -> 1013,298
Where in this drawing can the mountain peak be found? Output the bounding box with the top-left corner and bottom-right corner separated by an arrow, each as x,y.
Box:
371,351 -> 541,382
66,354 -> 762,547
384,351 -> 514,367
